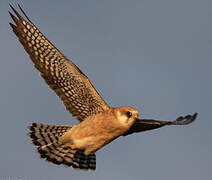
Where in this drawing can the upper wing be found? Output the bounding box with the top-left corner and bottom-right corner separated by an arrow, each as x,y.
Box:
123,113 -> 197,136
9,5 -> 110,121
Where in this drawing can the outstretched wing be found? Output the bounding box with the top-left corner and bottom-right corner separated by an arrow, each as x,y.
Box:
123,113 -> 197,136
9,5 -> 110,121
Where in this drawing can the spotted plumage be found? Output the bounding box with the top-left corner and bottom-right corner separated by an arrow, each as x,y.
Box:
9,4 -> 197,171
9,5 -> 109,122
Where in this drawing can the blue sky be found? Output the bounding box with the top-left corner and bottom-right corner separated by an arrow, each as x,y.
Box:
0,0 -> 211,180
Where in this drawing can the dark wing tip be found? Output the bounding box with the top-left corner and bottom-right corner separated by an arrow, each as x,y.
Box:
17,3 -> 33,23
9,22 -> 16,28
9,4 -> 23,20
172,112 -> 198,125
9,4 -> 14,10
9,4 -> 32,25
9,10 -> 19,25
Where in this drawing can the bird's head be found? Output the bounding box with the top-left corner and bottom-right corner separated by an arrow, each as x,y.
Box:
114,106 -> 138,129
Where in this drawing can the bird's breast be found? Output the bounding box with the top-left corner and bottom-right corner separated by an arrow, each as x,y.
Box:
69,110 -> 126,154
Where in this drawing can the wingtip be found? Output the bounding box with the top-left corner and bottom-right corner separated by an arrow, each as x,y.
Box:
9,3 -> 24,21
9,10 -> 18,23
9,3 -> 13,9
9,4 -> 16,13
17,3 -> 24,13
17,3 -> 21,8
189,112 -> 198,122
17,3 -> 33,24
173,112 -> 198,125
8,10 -> 12,16
9,22 -> 16,28
192,112 -> 198,121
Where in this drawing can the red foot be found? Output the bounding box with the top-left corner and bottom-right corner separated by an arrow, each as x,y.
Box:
70,145 -> 77,153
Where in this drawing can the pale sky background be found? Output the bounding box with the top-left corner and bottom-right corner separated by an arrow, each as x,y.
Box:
0,0 -> 211,180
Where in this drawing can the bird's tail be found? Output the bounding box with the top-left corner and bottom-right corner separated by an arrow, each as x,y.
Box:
27,123 -> 96,170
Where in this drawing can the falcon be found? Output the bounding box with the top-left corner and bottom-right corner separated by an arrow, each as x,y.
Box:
9,4 -> 197,170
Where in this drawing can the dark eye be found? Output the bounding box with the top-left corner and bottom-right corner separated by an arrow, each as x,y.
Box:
126,111 -> 132,118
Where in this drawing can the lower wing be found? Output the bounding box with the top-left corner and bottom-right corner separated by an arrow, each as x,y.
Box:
123,113 -> 197,136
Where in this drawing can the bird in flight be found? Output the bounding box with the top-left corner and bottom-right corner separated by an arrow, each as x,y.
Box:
9,4 -> 197,170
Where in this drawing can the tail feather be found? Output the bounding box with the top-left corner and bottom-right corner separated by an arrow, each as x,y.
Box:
27,123 -> 96,170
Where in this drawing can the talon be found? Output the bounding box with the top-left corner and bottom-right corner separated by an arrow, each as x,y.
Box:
70,145 -> 77,153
